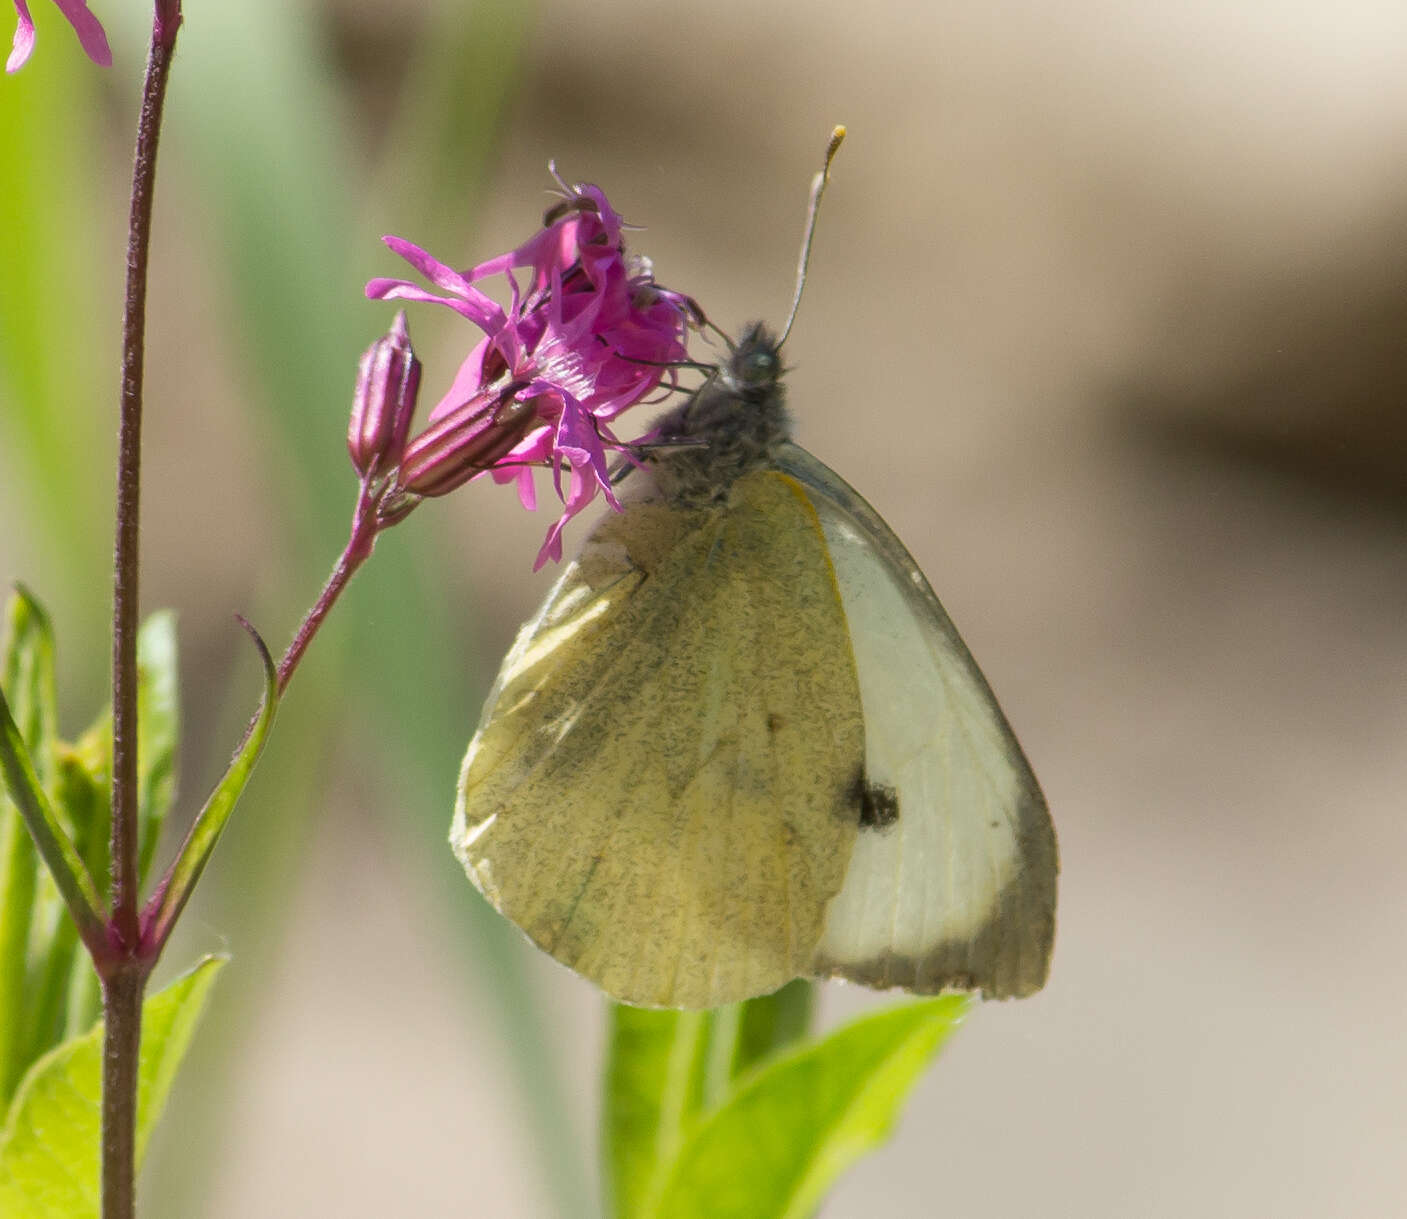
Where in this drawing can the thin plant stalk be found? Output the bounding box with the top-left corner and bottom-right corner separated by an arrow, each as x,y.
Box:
102,20 -> 179,1219
273,477 -> 387,696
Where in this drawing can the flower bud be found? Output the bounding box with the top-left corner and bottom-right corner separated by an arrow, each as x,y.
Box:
396,386 -> 542,498
348,311 -> 421,479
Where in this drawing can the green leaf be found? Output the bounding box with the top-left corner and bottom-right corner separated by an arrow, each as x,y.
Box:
55,739 -> 110,1041
19,751 -> 109,1066
0,955 -> 226,1219
13,676 -> 118,1075
0,684 -> 107,957
648,996 -> 970,1219
0,592 -> 60,1103
603,981 -> 817,1219
0,788 -> 38,1105
5,610 -> 179,1064
1,589 -> 58,783
47,683 -> 116,1046
604,1006 -> 718,1219
135,612 -> 178,887
62,722 -> 113,884
729,980 -> 815,1081
140,624 -> 277,952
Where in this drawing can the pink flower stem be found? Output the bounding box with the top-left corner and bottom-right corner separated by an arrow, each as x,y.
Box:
103,21 -> 178,1219
275,481 -> 398,696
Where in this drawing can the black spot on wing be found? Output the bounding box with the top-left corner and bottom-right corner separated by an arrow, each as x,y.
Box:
859,784 -> 899,830
846,769 -> 899,831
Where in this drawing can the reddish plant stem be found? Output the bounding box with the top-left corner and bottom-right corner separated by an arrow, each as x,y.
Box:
99,966 -> 146,1219
112,36 -> 175,945
275,485 -> 392,695
104,25 -> 177,1219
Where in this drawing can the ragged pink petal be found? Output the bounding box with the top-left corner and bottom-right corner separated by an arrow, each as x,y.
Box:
8,0 -> 111,72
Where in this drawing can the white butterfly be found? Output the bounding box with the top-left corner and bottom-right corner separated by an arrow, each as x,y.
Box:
451,320 -> 1057,1009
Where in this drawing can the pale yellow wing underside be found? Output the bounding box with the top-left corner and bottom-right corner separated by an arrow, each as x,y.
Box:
453,471 -> 866,1008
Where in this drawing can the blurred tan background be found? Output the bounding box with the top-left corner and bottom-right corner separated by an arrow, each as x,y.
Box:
5,0 -> 1407,1215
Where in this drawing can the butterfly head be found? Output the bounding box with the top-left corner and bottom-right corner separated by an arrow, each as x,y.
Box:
646,323 -> 793,505
720,322 -> 785,400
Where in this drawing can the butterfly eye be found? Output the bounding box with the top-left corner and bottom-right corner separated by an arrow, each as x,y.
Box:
741,349 -> 778,385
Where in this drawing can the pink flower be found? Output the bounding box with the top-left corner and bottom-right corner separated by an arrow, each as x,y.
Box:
7,0 -> 111,72
367,177 -> 696,568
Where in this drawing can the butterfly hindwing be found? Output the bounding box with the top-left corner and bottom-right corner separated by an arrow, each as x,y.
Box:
777,443 -> 1058,999
454,470 -> 868,1008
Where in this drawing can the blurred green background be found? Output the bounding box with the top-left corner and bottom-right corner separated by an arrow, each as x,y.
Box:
3,1 -> 1406,1215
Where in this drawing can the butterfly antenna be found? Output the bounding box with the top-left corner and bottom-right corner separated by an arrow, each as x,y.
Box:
778,125 -> 846,348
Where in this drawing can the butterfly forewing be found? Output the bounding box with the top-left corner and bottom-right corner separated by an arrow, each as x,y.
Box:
777,444 -> 1058,999
454,471 -> 869,1008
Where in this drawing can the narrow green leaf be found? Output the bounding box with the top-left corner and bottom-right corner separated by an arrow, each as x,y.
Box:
603,1006 -> 719,1219
649,997 -> 970,1219
0,688 -> 106,956
0,599 -> 103,1102
64,721 -> 113,874
0,955 -> 226,1218
1,589 -> 59,783
64,959 -> 101,1049
47,710 -> 115,1047
135,612 -> 178,886
140,624 -> 276,952
0,800 -> 37,1106
57,726 -> 112,1039
19,752 -> 108,1067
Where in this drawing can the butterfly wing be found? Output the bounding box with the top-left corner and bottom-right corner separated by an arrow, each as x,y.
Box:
453,470 -> 868,1008
776,443 -> 1058,999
